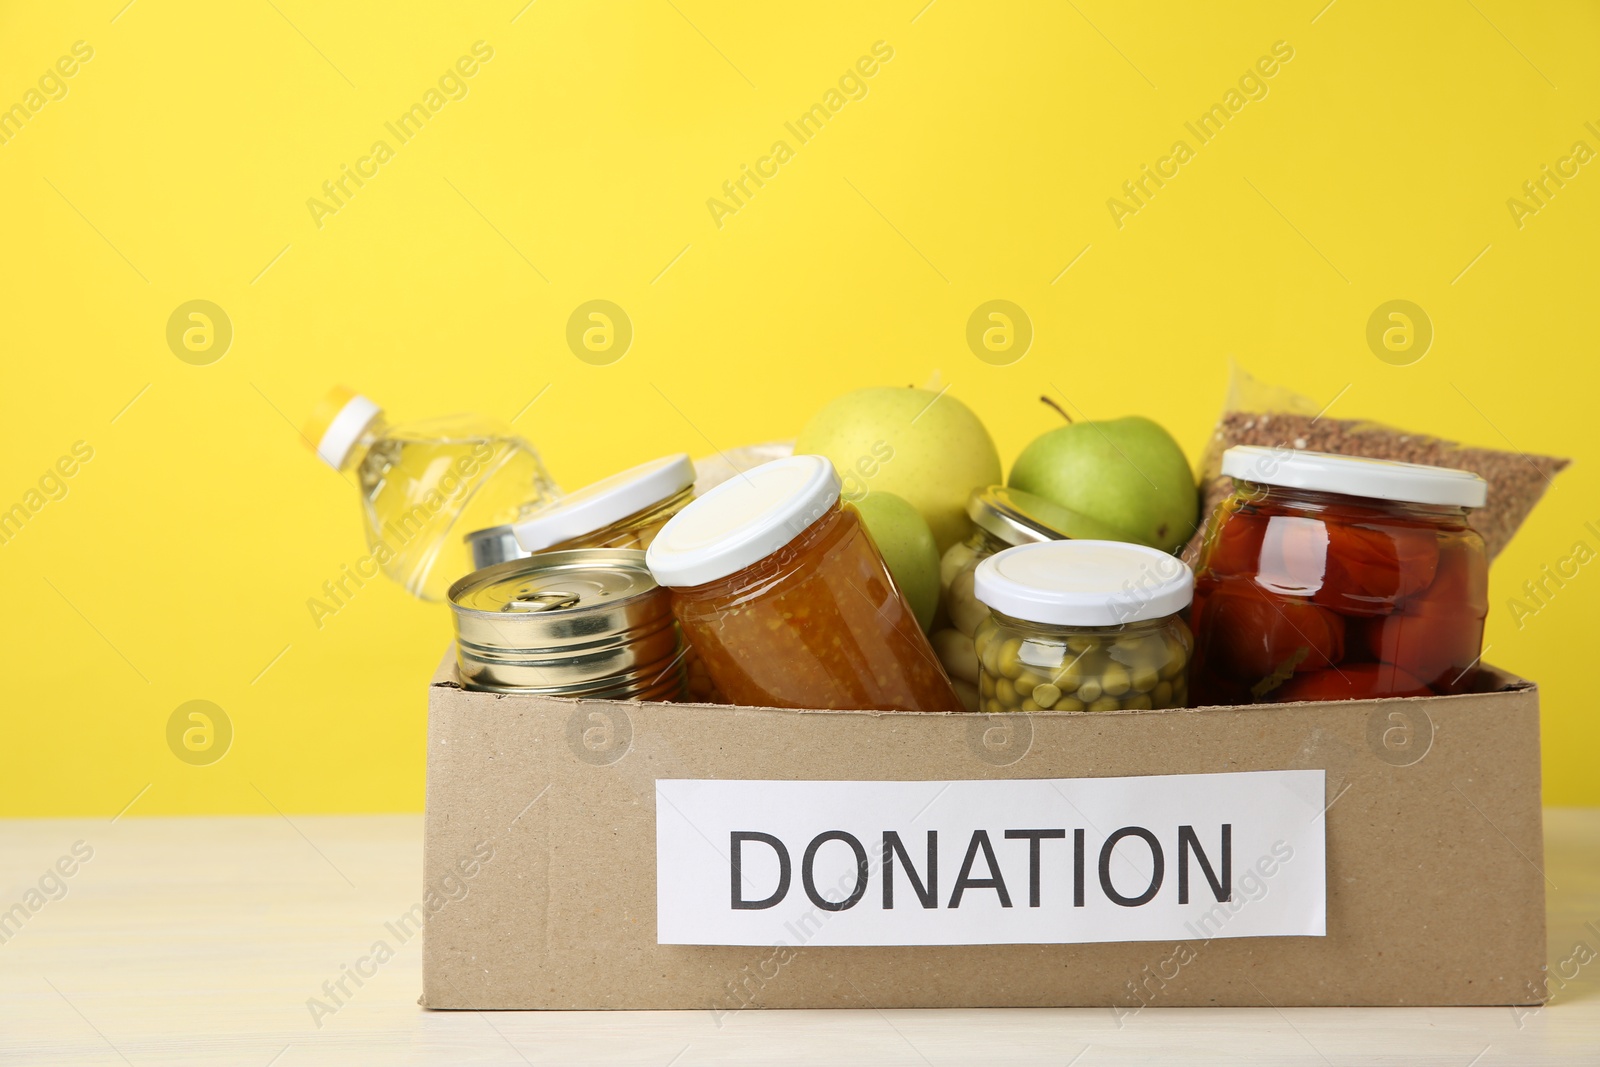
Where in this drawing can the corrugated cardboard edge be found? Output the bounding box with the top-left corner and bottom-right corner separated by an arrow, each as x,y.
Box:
423,648 -> 1547,1010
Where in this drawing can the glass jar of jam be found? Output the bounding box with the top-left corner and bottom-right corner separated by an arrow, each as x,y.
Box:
644,455 -> 964,712
972,540 -> 1194,712
516,453 -> 696,554
466,454 -> 721,701
933,487 -> 1131,710
465,454 -> 696,571
1189,446 -> 1489,704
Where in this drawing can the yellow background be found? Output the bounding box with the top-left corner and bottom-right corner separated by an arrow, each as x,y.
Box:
2,1 -> 1596,814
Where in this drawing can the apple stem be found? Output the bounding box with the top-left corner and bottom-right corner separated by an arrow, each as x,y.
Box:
1040,395 -> 1073,423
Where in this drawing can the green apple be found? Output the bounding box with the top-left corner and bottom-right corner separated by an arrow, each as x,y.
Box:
796,387 -> 1001,552
1008,415 -> 1198,553
851,491 -> 941,631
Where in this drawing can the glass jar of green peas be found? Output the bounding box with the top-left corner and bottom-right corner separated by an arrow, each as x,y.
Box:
972,540 -> 1194,713
934,486 -> 1137,710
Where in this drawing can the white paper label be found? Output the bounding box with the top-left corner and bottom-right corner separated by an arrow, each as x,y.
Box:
656,770 -> 1326,947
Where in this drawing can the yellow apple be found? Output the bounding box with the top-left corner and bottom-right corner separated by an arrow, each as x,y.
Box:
797,387 -> 1001,552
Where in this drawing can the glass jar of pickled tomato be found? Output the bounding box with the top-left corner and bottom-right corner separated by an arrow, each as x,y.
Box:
972,540 -> 1194,712
644,455 -> 964,712
1189,446 -> 1489,705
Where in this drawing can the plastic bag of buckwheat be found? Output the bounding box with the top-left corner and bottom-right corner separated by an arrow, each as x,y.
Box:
1182,364 -> 1570,565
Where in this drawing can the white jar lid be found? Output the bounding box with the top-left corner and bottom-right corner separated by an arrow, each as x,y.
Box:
645,455 -> 840,588
1222,446 -> 1487,508
514,454 -> 695,552
974,540 -> 1194,626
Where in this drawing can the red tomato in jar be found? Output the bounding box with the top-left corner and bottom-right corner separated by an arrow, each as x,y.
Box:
1356,613 -> 1482,692
1408,535 -> 1489,614
1195,580 -> 1346,681
1312,523 -> 1440,617
1356,538 -> 1487,691
1200,506 -> 1268,578
1254,515 -> 1330,597
1273,663 -> 1432,702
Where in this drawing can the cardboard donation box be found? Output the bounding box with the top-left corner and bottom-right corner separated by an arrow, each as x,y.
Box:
421,652 -> 1546,1010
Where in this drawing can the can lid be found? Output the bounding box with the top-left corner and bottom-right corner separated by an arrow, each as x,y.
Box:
449,548 -> 658,621
302,386 -> 381,469
974,540 -> 1193,626
513,454 -> 694,553
1222,446 -> 1487,508
646,455 -> 840,588
969,485 -> 1138,547
448,548 -> 677,695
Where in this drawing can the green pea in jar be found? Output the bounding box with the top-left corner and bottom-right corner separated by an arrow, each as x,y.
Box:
935,486 -> 1134,710
972,540 -> 1195,713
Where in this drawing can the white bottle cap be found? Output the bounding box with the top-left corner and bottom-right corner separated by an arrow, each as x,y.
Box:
974,540 -> 1194,627
1221,446 -> 1487,508
645,455 -> 841,588
307,390 -> 382,469
513,454 -> 696,552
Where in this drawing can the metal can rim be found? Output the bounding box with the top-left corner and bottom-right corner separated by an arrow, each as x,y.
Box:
447,548 -> 658,617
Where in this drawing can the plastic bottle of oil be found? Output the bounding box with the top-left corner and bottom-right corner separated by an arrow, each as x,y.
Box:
304,387 -> 560,601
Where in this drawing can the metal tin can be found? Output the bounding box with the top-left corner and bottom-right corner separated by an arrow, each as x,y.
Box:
448,548 -> 685,699
464,522 -> 528,571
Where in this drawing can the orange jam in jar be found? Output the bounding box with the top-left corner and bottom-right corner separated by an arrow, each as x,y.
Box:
1190,447 -> 1489,704
645,455 -> 964,712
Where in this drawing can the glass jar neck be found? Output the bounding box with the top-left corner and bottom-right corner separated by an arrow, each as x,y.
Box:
988,609 -> 1174,638
549,484 -> 696,552
972,526 -> 1015,556
628,484 -> 696,529
673,500 -> 849,599
1236,481 -> 1469,523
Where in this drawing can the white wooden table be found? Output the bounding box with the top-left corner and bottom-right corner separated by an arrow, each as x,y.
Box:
2,811 -> 1596,1065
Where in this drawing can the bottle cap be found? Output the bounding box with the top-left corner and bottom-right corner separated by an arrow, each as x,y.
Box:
514,454 -> 695,553
1222,446 -> 1487,508
303,386 -> 381,469
974,540 -> 1194,626
645,455 -> 840,588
